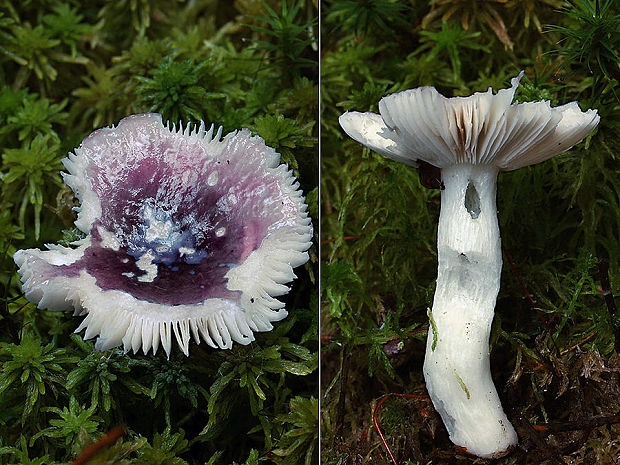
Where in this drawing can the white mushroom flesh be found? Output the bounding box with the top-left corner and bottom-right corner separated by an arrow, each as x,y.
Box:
339,72 -> 599,458
424,163 -> 517,457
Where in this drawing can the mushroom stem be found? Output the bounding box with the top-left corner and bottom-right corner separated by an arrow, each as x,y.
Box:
423,163 -> 517,458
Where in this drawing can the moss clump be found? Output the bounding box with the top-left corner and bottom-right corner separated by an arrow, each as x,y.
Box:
0,1 -> 318,464
321,0 -> 619,463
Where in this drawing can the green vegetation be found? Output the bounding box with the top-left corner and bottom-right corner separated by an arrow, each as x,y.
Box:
0,1 -> 317,464
321,0 -> 619,463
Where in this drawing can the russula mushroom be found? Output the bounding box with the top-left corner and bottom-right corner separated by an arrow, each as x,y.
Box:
14,113 -> 313,357
339,72 -> 599,458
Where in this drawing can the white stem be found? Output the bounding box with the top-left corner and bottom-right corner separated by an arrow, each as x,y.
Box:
423,164 -> 517,458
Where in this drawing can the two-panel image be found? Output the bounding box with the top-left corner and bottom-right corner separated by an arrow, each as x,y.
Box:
0,1 -> 617,464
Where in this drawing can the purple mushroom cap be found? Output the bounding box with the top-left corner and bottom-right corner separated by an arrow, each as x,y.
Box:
14,113 -> 313,356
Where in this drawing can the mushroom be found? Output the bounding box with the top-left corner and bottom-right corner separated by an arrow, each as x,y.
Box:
339,73 -> 599,458
14,113 -> 313,357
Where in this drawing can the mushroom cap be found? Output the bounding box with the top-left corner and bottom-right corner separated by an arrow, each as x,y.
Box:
339,72 -> 599,171
14,113 -> 313,357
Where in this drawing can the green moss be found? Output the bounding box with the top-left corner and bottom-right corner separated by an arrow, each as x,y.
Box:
321,0 -> 618,463
0,2 -> 318,464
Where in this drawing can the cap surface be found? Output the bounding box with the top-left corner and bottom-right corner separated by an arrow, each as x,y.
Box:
14,114 -> 313,356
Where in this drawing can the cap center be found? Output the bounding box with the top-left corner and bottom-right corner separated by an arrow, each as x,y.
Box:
126,203 -> 207,282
